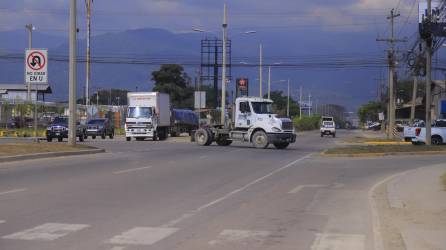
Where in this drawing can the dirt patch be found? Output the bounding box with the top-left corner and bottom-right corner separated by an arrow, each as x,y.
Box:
0,143 -> 92,157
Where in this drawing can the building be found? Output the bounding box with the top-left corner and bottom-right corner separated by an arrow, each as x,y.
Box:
0,83 -> 52,102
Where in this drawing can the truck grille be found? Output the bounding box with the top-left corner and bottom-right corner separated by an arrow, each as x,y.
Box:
282,121 -> 293,131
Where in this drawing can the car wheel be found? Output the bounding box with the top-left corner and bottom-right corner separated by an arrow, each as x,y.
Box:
57,137 -> 63,142
431,135 -> 442,145
126,137 -> 131,141
252,130 -> 269,149
273,142 -> 289,149
47,137 -> 52,142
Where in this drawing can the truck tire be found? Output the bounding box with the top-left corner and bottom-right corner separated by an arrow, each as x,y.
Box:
195,128 -> 212,146
252,131 -> 269,149
126,137 -> 131,141
153,132 -> 158,141
273,142 -> 289,149
109,130 -> 114,139
101,132 -> 106,139
79,135 -> 84,142
432,135 -> 443,145
158,128 -> 168,141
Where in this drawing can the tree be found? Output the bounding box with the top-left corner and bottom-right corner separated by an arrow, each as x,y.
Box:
265,91 -> 299,117
79,89 -> 129,105
152,64 -> 194,108
358,101 -> 386,123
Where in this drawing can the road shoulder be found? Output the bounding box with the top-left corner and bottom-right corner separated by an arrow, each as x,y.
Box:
371,165 -> 446,250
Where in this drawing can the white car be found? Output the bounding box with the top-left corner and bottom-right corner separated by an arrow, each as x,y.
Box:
320,121 -> 336,137
412,120 -> 446,145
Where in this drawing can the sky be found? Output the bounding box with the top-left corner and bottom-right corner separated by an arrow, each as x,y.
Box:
0,0 -> 438,110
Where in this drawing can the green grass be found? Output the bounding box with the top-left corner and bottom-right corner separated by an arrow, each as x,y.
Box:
0,128 -> 46,137
324,145 -> 446,155
0,143 -> 92,157
441,173 -> 446,190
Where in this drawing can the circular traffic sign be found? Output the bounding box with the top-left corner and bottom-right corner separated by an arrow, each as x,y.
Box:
27,51 -> 46,71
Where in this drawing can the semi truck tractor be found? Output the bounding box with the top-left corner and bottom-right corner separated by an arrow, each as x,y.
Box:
125,92 -> 170,141
194,96 -> 296,149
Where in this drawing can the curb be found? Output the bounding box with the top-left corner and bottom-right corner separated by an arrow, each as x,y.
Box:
0,148 -> 106,164
320,150 -> 446,158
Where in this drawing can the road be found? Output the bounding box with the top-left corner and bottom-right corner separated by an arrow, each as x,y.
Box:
0,130 -> 444,250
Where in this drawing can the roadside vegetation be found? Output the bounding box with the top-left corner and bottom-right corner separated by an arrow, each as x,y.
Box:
293,115 -> 321,131
441,173 -> 446,190
324,145 -> 446,156
0,128 -> 46,137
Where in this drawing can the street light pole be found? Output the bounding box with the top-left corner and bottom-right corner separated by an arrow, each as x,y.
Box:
221,3 -> 228,126
68,0 -> 77,146
259,44 -> 263,97
85,0 -> 92,108
268,66 -> 271,99
25,24 -> 34,101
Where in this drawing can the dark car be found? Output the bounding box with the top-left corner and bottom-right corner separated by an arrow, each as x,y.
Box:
86,118 -> 114,139
46,116 -> 86,142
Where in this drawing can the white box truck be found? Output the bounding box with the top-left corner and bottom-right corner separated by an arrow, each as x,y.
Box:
125,92 -> 170,141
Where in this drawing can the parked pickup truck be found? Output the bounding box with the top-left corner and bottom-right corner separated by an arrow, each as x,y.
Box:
403,120 -> 425,142
46,116 -> 86,142
411,120 -> 446,145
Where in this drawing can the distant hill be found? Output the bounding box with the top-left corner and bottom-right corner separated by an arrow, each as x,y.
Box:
0,27 -> 385,109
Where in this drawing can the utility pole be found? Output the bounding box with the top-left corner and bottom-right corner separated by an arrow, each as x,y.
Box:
425,0 -> 433,145
299,86 -> 303,119
259,44 -> 263,97
221,3 -> 227,126
68,0 -> 77,146
410,76 -> 418,125
85,0 -> 92,108
286,79 -> 290,117
308,92 -> 312,116
25,24 -> 34,101
376,9 -> 406,139
268,66 -> 271,99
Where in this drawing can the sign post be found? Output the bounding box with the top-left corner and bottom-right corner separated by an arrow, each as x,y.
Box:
25,49 -> 48,141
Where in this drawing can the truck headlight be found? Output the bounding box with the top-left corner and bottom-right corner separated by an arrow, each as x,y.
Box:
272,127 -> 281,132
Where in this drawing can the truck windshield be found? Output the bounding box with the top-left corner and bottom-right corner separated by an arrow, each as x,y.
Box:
127,107 -> 152,118
251,102 -> 273,114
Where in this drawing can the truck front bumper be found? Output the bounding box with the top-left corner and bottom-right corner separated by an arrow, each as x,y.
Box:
125,127 -> 154,138
267,133 -> 296,144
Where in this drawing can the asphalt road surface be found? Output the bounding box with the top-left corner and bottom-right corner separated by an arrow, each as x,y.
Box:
0,130 -> 445,250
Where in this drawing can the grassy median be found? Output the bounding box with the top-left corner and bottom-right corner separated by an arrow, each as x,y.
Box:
324,145 -> 446,156
0,143 -> 92,157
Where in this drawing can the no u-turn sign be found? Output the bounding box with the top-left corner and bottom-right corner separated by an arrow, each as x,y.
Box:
25,49 -> 48,84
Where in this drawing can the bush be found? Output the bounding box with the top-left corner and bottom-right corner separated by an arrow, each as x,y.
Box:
293,115 -> 321,131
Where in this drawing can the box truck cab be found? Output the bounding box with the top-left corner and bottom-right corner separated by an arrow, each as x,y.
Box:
125,92 -> 170,141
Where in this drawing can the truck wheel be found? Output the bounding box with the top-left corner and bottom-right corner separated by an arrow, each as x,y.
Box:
92,135 -> 96,139
432,135 -> 442,145
332,133 -> 336,138
195,128 -> 211,146
126,137 -> 131,141
273,142 -> 289,149
109,131 -> 114,139
47,137 -> 52,142
79,135 -> 84,142
101,132 -> 106,139
158,128 -> 168,141
58,137 -> 63,142
252,131 -> 269,149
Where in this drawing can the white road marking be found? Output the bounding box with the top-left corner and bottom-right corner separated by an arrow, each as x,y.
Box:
161,154 -> 312,228
0,188 -> 26,196
113,166 -> 152,175
311,233 -> 365,250
288,184 -> 326,194
209,229 -> 271,246
2,223 -> 90,241
106,227 -> 178,246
